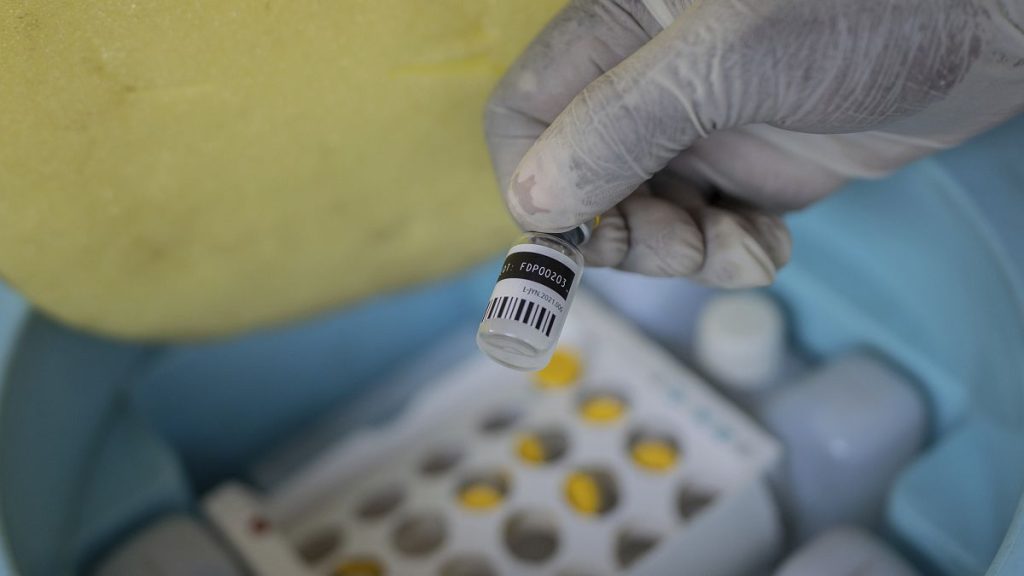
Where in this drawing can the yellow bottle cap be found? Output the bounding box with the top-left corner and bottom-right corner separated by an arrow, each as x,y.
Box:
579,395 -> 626,424
533,347 -> 583,389
334,558 -> 384,576
564,472 -> 603,516
631,440 -> 679,473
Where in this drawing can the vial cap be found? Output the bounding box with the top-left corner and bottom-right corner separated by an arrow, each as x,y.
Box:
630,440 -> 679,473
695,292 -> 785,391
579,395 -> 627,424
333,558 -> 384,576
564,472 -> 603,516
532,347 -> 583,389
458,484 -> 504,510
517,435 -> 548,464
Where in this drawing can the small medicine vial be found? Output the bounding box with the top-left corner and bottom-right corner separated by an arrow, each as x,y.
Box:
477,222 -> 593,370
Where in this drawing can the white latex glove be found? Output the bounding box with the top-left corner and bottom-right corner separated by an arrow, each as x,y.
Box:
486,0 -> 1024,287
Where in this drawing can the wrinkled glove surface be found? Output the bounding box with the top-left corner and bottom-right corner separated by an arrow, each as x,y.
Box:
488,0 -> 1024,287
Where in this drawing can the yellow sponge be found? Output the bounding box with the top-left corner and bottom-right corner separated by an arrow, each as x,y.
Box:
0,1 -> 565,339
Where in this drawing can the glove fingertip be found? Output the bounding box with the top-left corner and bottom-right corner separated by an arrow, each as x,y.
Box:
507,151 -> 593,232
696,210 -> 780,288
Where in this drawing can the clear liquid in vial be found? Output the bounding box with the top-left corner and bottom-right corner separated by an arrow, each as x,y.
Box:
477,229 -> 587,371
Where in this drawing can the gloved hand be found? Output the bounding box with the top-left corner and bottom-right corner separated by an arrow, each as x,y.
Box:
486,0 -> 1024,287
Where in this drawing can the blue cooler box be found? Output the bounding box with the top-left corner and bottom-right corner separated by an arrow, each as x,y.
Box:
1,116 -> 1023,576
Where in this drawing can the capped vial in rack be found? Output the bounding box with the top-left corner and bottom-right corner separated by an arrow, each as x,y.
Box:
477,221 -> 595,371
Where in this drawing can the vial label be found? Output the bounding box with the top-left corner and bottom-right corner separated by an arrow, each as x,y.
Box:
482,244 -> 580,339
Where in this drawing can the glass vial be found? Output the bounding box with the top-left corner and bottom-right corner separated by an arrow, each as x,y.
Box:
477,222 -> 593,371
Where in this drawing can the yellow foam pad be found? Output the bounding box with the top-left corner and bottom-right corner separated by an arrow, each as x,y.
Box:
532,347 -> 583,389
564,472 -> 602,516
0,1 -> 565,339
458,484 -> 503,510
579,395 -> 626,424
334,558 -> 384,576
631,440 -> 679,473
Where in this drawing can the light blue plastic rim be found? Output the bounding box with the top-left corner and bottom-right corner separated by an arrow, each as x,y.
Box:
0,282 -> 31,576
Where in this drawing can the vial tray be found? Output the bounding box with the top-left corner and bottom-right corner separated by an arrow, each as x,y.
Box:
204,292 -> 783,576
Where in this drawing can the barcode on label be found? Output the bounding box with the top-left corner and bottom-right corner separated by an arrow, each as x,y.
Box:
483,296 -> 557,337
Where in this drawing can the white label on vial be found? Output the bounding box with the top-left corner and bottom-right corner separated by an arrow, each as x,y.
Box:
482,244 -> 581,341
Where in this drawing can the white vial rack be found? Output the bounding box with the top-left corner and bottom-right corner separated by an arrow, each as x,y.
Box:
204,292 -> 783,576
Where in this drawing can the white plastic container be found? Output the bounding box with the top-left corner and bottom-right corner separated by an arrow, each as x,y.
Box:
760,353 -> 927,541
695,292 -> 787,393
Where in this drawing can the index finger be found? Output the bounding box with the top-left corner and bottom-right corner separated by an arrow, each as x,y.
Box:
485,0 -> 662,229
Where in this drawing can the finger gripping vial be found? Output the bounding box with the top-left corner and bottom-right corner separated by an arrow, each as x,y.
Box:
477,222 -> 594,371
